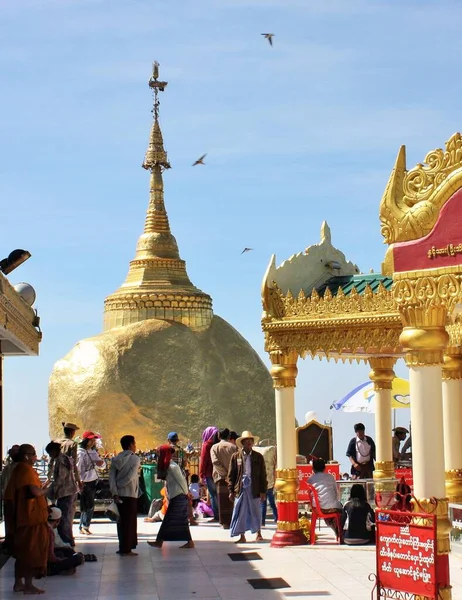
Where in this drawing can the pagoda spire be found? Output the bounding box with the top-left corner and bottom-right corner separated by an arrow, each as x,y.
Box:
139,62 -> 176,253
103,62 -> 213,332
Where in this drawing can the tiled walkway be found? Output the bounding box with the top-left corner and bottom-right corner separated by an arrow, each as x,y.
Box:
2,518 -> 462,599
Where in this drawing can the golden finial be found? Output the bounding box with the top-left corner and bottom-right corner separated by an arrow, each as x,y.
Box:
143,61 -> 170,171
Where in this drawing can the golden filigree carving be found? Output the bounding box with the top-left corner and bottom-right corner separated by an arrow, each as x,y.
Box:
265,323 -> 402,361
380,132 -> 462,244
272,282 -> 395,320
393,274 -> 461,325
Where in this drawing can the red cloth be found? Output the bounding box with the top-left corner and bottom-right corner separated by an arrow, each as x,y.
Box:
199,439 -> 214,481
157,445 -> 174,474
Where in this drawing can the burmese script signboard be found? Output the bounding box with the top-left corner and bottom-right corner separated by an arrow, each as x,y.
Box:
298,464 -> 340,501
376,510 -> 436,599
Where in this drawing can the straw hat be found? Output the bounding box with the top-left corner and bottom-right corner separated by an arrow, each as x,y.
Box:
62,422 -> 79,430
393,427 -> 409,434
236,430 -> 260,448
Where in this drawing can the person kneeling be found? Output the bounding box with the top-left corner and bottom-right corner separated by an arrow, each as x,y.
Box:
48,507 -> 84,576
342,484 -> 375,545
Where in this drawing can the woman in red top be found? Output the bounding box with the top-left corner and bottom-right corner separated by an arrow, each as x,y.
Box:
199,427 -> 219,520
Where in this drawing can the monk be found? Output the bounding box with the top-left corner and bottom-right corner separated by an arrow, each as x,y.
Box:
4,444 -> 50,594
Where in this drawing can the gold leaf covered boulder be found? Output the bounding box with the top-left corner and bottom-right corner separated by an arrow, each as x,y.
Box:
49,316 -> 275,450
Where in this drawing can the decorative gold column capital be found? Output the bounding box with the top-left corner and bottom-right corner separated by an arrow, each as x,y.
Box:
399,326 -> 449,367
443,349 -> 462,380
368,357 -> 396,390
445,469 -> 462,503
412,497 -> 451,555
274,467 -> 298,503
373,460 -> 395,481
270,352 -> 298,388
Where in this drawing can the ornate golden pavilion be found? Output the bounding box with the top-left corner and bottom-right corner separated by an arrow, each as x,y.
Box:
263,133 -> 462,597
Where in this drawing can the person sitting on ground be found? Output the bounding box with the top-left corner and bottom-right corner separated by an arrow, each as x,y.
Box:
342,484 -> 375,545
47,507 -> 84,576
188,474 -> 201,508
308,458 -> 342,534
144,487 -> 167,523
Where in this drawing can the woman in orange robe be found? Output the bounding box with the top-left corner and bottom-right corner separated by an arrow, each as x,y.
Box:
5,444 -> 50,594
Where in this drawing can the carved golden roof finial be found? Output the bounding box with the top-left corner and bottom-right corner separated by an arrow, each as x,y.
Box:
320,221 -> 331,244
103,62 -> 213,332
380,133 -> 462,245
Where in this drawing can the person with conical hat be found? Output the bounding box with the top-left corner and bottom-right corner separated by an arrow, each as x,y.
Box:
228,431 -> 267,543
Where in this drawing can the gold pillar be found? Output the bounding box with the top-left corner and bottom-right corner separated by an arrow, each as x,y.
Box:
443,350 -> 462,502
398,302 -> 451,599
369,357 -> 395,481
270,351 -> 306,547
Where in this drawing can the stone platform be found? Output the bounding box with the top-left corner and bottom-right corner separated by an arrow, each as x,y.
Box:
1,518 -> 462,599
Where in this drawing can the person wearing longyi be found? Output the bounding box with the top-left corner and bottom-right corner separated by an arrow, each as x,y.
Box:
147,445 -> 194,549
228,430 -> 267,544
346,423 -> 376,480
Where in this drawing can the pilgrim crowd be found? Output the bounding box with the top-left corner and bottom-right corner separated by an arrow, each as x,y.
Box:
0,420 -> 412,594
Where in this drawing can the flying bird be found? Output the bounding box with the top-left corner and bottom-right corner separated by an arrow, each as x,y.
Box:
241,248 -> 254,254
192,154 -> 207,166
261,33 -> 274,46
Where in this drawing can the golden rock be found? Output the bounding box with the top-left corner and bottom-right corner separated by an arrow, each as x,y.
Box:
48,63 -> 275,448
49,316 -> 275,450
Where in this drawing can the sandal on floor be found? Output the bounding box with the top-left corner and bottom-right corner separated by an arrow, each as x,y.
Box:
83,554 -> 97,562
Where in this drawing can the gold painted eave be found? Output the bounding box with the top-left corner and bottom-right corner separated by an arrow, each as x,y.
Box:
0,274 -> 41,355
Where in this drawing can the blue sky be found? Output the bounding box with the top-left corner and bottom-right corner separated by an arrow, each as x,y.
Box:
1,0 -> 458,466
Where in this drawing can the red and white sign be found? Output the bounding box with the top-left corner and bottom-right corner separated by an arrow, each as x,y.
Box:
376,510 -> 437,599
395,467 -> 413,488
298,464 -> 341,501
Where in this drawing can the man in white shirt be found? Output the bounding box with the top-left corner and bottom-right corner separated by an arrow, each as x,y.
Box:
110,435 -> 140,556
346,423 -> 376,479
308,458 -> 342,534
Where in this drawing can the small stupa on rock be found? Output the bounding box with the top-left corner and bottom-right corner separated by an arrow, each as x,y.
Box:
48,62 -> 275,450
